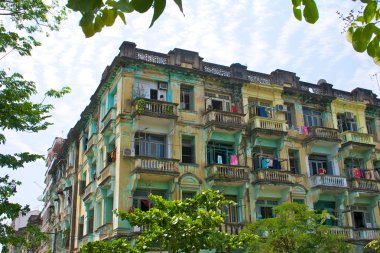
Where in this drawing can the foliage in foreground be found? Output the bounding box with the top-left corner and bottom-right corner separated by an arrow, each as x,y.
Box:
241,203 -> 353,253
81,190 -> 245,253
1,0 -> 68,251
366,238 -> 380,252
67,0 -> 380,65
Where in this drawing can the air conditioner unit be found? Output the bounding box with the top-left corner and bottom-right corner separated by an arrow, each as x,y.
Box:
276,104 -> 288,112
158,82 -> 168,90
344,112 -> 354,120
123,148 -> 133,157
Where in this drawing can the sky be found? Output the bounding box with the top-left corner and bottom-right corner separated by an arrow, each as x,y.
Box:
2,0 -> 380,211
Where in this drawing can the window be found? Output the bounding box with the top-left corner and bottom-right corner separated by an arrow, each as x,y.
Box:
303,108 -> 322,127
285,103 -> 294,127
182,136 -> 195,164
248,101 -> 273,118
87,209 -> 94,234
180,86 -> 193,110
207,141 -> 235,165
132,190 -> 166,211
309,154 -> 333,175
314,201 -> 338,226
366,118 -> 375,135
337,114 -> 358,132
288,149 -> 300,174
205,92 -> 231,111
352,205 -> 372,228
182,191 -> 195,201
224,195 -> 239,223
135,133 -> 166,158
256,199 -> 278,219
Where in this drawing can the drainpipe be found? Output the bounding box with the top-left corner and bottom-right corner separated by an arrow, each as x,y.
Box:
70,140 -> 80,252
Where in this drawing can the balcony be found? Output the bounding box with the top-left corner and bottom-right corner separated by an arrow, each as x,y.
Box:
253,169 -> 296,185
206,164 -> 249,184
204,110 -> 244,130
349,178 -> 380,193
353,228 -> 380,241
309,175 -> 348,189
132,157 -> 180,178
219,223 -> 246,235
249,116 -> 287,138
340,131 -> 374,147
100,108 -> 116,134
329,227 -> 354,239
304,126 -> 341,143
84,133 -> 97,156
97,223 -> 113,240
82,181 -> 96,201
132,98 -> 178,119
98,163 -> 115,186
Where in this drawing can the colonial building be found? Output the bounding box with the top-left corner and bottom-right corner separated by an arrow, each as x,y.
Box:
41,41 -> 380,252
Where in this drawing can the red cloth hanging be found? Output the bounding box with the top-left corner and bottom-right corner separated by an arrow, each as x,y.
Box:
352,168 -> 361,178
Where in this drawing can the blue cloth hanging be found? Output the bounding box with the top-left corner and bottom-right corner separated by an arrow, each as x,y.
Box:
273,159 -> 281,170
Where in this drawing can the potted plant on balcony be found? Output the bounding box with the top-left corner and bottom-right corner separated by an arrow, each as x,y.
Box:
135,98 -> 146,115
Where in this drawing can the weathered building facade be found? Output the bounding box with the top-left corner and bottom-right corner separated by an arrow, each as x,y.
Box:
41,41 -> 380,252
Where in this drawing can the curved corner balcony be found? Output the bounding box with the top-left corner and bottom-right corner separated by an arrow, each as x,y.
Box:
340,131 -> 374,150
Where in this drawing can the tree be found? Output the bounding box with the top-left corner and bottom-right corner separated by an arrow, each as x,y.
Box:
66,0 -> 380,65
0,0 -> 68,251
240,203 -> 353,253
81,190 -> 245,253
366,239 -> 380,252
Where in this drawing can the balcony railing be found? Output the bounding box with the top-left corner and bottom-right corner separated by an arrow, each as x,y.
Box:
353,228 -> 380,240
250,116 -> 287,132
132,98 -> 178,119
98,223 -> 113,240
134,157 -> 179,174
100,108 -> 116,133
204,110 -> 244,129
309,175 -> 347,188
253,169 -> 295,184
206,164 -> 249,181
306,126 -> 340,140
219,223 -> 246,235
350,178 -> 380,192
329,227 -> 380,241
83,181 -> 95,200
340,131 -> 374,145
85,133 -> 97,154
98,163 -> 115,185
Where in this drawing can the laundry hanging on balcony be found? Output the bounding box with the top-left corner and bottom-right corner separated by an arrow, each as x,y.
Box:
230,154 -> 238,165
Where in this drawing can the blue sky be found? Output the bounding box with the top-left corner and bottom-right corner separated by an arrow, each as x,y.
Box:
2,0 -> 379,211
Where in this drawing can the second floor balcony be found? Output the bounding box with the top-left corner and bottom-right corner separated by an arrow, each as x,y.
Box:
309,174 -> 348,189
330,227 -> 380,241
204,110 -> 244,130
98,163 -> 115,186
132,98 -> 178,119
100,108 -> 116,135
206,164 -> 249,184
132,156 -> 180,178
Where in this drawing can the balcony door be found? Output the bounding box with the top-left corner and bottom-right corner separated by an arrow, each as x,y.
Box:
352,205 -> 372,229
135,133 -> 166,158
309,154 -> 333,175
207,142 -> 235,165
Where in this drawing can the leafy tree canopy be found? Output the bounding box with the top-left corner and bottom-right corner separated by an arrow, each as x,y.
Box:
241,203 -> 353,253
81,190 -> 245,253
67,0 -> 380,65
1,0 -> 68,251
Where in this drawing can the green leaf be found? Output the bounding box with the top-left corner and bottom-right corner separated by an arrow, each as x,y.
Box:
364,0 -> 377,23
149,0 -> 166,27
363,23 -> 374,45
131,0 -> 153,13
118,11 -> 127,24
94,15 -> 104,32
292,0 -> 301,6
114,0 -> 134,12
367,37 -> 377,57
82,24 -> 96,38
346,27 -> 354,43
173,0 -> 184,13
352,27 -> 368,52
79,12 -> 95,26
102,9 -> 118,26
293,6 -> 302,21
356,16 -> 365,23
303,0 -> 319,24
